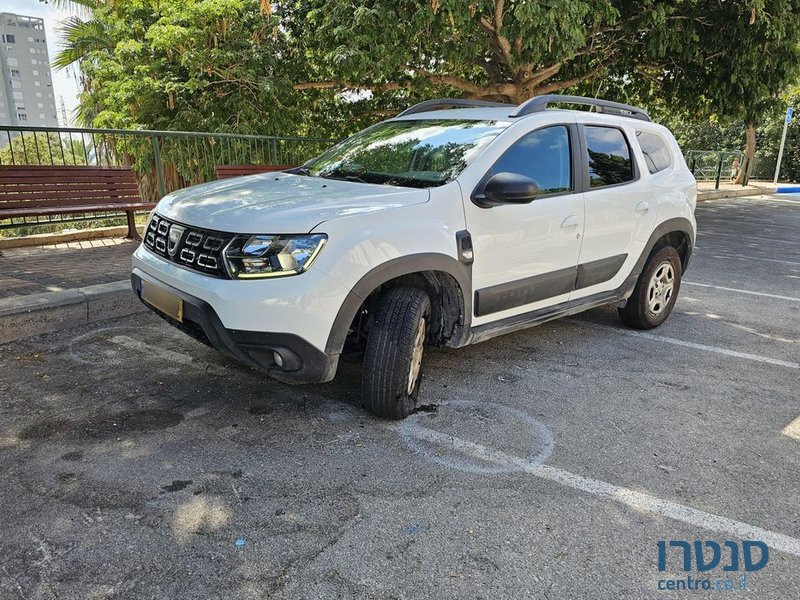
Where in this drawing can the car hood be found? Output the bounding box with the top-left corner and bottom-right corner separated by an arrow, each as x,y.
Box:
156,172 -> 429,233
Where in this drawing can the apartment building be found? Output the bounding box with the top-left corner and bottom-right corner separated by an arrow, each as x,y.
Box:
0,12 -> 58,127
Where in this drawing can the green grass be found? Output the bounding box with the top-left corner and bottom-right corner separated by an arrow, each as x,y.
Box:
0,214 -> 148,239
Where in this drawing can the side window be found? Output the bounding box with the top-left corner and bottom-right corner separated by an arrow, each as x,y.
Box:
584,126 -> 634,188
636,130 -> 672,174
490,126 -> 571,195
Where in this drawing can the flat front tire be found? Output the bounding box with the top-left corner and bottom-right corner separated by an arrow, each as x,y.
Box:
618,246 -> 682,330
361,287 -> 431,419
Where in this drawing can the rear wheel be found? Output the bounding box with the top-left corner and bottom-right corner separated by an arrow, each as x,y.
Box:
618,246 -> 682,329
361,287 -> 431,419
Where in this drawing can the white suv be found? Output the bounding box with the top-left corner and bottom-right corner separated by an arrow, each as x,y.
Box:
132,94 -> 696,419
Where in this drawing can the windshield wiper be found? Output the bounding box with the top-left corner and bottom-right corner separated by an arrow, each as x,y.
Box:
289,166 -> 313,176
384,175 -> 441,189
343,174 -> 367,184
320,170 -> 369,184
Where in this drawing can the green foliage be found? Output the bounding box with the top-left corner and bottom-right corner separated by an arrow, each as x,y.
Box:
0,133 -> 88,166
49,0 -> 800,175
0,215 -> 145,239
653,1 -> 800,125
55,0 -> 302,134
751,98 -> 800,180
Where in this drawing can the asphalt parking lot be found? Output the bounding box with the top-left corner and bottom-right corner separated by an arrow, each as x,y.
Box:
1,194 -> 798,599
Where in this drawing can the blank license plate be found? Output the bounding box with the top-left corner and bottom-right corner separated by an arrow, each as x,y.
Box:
141,281 -> 183,322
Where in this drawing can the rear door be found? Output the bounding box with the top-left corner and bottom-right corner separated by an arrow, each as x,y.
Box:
571,123 -> 655,299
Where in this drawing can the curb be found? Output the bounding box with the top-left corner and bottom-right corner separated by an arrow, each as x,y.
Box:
697,186 -> 776,202
0,280 -> 146,344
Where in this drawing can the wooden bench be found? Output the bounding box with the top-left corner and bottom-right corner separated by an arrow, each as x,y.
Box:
214,164 -> 293,179
0,165 -> 154,240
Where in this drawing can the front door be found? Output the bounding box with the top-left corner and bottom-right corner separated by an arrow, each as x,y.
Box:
464,124 -> 584,324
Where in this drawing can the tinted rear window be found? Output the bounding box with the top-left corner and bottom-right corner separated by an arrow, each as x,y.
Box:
585,126 -> 634,188
636,131 -> 672,174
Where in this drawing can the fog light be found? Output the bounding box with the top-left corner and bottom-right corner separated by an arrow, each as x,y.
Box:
273,351 -> 284,367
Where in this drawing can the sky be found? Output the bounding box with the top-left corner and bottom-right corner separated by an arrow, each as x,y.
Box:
6,0 -> 83,125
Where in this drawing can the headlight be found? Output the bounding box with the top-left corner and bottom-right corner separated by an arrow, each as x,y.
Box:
223,234 -> 327,279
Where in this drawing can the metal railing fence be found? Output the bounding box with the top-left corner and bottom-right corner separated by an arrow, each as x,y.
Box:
684,149 -> 748,187
0,125 -> 336,231
3,127 -> 777,234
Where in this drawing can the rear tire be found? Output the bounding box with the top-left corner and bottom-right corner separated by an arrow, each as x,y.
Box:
618,246 -> 682,330
361,287 -> 431,419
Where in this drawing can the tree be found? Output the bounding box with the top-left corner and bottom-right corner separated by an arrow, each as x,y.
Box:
49,0 -> 301,134
751,90 -> 800,181
48,0 -> 800,156
284,0 -> 703,104
0,132 -> 87,166
650,1 -> 800,182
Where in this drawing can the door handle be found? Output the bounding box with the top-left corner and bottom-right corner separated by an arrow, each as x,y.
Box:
561,215 -> 579,228
635,201 -> 650,214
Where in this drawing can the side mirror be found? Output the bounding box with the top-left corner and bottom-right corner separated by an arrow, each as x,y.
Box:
474,172 -> 540,208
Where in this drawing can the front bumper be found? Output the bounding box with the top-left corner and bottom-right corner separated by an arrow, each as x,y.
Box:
131,272 -> 339,384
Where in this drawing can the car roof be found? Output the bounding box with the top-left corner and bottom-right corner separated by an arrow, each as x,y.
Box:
390,106 -> 671,136
388,95 -> 663,131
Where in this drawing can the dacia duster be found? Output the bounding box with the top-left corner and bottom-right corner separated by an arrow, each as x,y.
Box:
132,94 -> 697,419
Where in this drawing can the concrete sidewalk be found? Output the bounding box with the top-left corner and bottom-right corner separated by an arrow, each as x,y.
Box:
0,238 -> 134,299
0,238 -> 145,343
696,180 -> 775,200
0,184 -> 783,344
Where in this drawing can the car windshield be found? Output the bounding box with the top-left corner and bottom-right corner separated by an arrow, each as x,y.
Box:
303,119 -> 510,188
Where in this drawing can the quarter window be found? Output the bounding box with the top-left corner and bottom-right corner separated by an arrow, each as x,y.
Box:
636,131 -> 672,174
489,126 -> 572,195
584,126 -> 634,188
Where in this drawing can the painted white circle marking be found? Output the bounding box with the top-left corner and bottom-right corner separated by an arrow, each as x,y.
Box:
399,400 -> 554,475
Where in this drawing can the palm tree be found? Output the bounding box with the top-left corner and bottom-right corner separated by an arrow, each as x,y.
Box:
48,0 -> 114,124
50,0 -> 114,68
52,14 -> 113,70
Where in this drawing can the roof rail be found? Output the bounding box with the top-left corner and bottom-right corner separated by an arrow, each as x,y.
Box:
510,94 -> 651,122
397,98 -> 514,118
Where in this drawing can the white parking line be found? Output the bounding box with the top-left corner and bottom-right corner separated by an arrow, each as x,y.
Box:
699,252 -> 800,267
402,423 -> 800,558
109,335 -> 229,376
110,335 -> 195,365
683,281 -> 800,302
699,230 -> 800,246
701,195 -> 800,206
569,320 -> 799,369
749,196 -> 800,205
782,416 -> 800,441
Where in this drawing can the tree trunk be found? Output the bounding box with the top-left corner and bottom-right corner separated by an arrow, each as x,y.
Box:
736,122 -> 757,184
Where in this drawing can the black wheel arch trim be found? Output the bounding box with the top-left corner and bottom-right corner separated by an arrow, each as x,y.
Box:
632,216 -> 695,278
605,216 -> 694,301
324,253 -> 472,355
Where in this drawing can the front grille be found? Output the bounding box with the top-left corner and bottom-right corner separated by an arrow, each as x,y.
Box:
143,214 -> 234,278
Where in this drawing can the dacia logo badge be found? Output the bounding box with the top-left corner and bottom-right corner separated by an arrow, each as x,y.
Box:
167,224 -> 185,256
